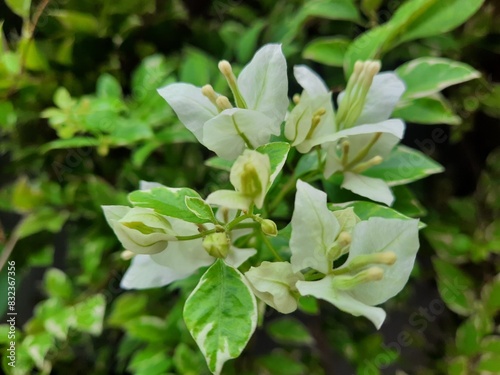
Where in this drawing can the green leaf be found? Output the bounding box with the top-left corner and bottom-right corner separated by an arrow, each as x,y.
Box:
344,0 -> 484,77
132,54 -> 174,102
432,258 -> 475,316
173,343 -> 208,375
303,37 -> 350,67
363,145 -> 444,186
17,208 -> 69,239
236,21 -> 265,63
396,58 -> 481,100
456,318 -> 481,356
128,345 -> 173,375
96,73 -> 123,99
266,317 -> 314,346
50,10 -> 99,34
129,186 -> 208,224
257,352 -> 308,375
0,101 -> 17,130
476,353 -> 500,373
74,294 -> 106,335
205,157 -> 233,172
481,275 -> 500,316
107,293 -> 148,327
393,95 -> 461,125
183,259 -> 257,375
125,316 -> 168,343
43,268 -> 73,300
180,47 -> 214,86
302,0 -> 361,23
395,0 -> 485,44
18,38 -> 48,71
185,196 -> 217,224
255,142 -> 290,185
22,333 -> 54,369
392,186 -> 427,218
329,201 -> 426,229
5,0 -> 31,19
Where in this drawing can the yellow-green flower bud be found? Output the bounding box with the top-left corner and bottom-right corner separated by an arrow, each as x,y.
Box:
202,232 -> 230,259
260,219 -> 278,237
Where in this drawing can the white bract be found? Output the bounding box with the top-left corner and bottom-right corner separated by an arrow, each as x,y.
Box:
158,44 -> 288,160
245,261 -> 304,314
206,149 -> 272,210
290,180 -> 420,328
287,61 -> 407,205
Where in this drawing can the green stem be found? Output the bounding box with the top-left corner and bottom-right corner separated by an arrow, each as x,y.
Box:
261,232 -> 283,261
226,213 -> 253,231
176,228 -> 217,241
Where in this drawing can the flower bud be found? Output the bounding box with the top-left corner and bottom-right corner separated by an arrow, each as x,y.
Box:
260,219 -> 278,237
114,207 -> 174,254
230,150 -> 271,208
202,232 -> 230,259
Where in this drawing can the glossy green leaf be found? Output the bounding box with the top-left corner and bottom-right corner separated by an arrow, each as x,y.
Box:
258,352 -> 308,375
96,73 -> 123,99
180,47 -> 214,86
363,145 -> 444,186
185,196 -> 217,224
329,201 -> 426,229
183,259 -> 257,375
303,37 -> 350,67
476,353 -> 500,373
302,0 -> 360,23
5,0 -> 31,19
129,186 -> 206,224
395,0 -> 485,44
393,95 -> 461,125
266,317 -> 314,346
392,186 -> 427,218
433,258 -> 475,316
396,58 -> 481,100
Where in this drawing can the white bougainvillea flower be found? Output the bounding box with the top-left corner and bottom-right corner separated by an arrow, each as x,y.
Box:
284,65 -> 336,153
206,149 -> 272,210
288,181 -> 419,328
102,206 -> 176,255
245,261 -> 304,314
157,44 -> 288,160
292,61 -> 407,205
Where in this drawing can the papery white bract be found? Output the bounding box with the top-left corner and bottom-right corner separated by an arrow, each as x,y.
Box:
284,65 -> 336,153
245,261 -> 304,314
158,44 -> 288,160
288,181 -> 419,328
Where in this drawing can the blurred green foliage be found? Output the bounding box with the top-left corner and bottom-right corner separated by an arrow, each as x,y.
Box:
0,0 -> 499,374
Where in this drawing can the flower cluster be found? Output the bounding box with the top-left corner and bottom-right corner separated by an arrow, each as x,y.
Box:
103,44 -> 421,375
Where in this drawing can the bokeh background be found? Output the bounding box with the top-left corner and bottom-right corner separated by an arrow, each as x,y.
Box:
0,0 -> 499,374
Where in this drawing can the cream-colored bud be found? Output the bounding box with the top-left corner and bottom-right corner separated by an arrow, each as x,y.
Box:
337,231 -> 352,247
293,93 -> 301,104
